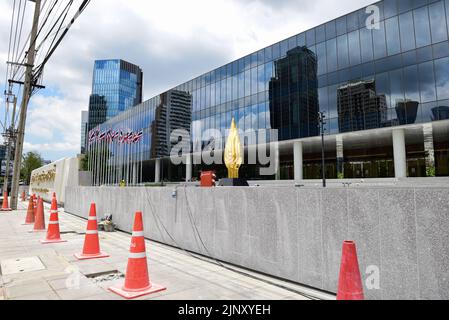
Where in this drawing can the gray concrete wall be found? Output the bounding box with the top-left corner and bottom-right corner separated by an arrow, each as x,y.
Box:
64,185 -> 449,300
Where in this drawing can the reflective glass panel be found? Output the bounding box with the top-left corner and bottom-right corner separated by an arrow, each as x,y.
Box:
348,30 -> 361,66
429,1 -> 448,44
385,17 -> 401,56
414,6 -> 431,48
418,61 -> 437,102
399,12 -> 416,52
434,56 -> 449,100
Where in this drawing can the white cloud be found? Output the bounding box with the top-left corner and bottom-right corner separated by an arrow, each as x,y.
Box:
1,0 -> 374,160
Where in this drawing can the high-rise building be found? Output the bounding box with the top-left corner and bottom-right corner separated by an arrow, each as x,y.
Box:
87,59 -> 143,133
269,46 -> 319,140
80,111 -> 89,154
87,0 -> 449,183
151,90 -> 192,158
337,80 -> 387,133
395,99 -> 419,125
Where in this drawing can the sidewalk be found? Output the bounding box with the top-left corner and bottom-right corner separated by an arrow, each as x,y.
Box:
0,200 -> 321,300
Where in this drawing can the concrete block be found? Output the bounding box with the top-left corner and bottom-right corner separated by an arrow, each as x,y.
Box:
415,188 -> 449,300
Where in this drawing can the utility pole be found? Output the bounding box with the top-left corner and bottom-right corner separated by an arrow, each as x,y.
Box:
10,0 -> 42,210
318,112 -> 327,188
3,95 -> 17,194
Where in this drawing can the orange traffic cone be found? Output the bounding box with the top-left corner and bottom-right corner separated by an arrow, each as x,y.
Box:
337,241 -> 364,300
32,197 -> 46,232
21,191 -> 26,202
1,191 -> 12,211
33,195 -> 38,218
109,211 -> 166,299
23,197 -> 35,225
41,194 -> 66,244
74,203 -> 108,260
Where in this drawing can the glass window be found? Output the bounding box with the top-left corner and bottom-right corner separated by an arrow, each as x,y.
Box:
326,38 -> 338,72
399,12 -> 416,52
433,41 -> 449,59
316,42 -> 327,75
264,46 -> 273,63
390,69 -> 404,107
347,12 -> 359,32
265,62 -> 273,91
376,72 -> 391,109
316,25 -> 326,43
336,16 -> 347,36
280,39 -> 289,57
418,61 -> 437,102
297,33 -> 306,47
288,36 -> 297,50
386,17 -> 401,56
372,20 -> 387,59
337,34 -> 349,69
238,72 -> 244,99
272,43 -> 281,60
360,28 -> 374,62
348,30 -> 361,66
325,21 -> 336,40
306,29 -> 316,46
257,65 -> 264,93
384,0 -> 398,19
447,0 -> 449,36
318,87 -> 328,115
434,56 -> 449,100
328,84 -> 338,118
429,1 -> 448,44
414,6 -> 431,48
251,67 -> 258,95
244,69 -> 251,97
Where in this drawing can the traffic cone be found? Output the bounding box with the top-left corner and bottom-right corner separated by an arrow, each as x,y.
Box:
109,211 -> 166,299
23,197 -> 35,225
21,191 -> 26,202
1,191 -> 12,211
40,194 -> 66,244
32,197 -> 46,232
337,241 -> 364,300
33,195 -> 38,218
74,203 -> 108,260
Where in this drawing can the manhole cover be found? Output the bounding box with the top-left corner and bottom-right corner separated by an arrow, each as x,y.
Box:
0,256 -> 46,275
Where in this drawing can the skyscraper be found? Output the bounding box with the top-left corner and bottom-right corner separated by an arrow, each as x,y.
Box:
80,111 -> 88,154
337,80 -> 387,133
87,59 -> 143,133
269,46 -> 319,140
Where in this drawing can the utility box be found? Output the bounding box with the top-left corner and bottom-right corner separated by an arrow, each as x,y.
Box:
200,171 -> 216,187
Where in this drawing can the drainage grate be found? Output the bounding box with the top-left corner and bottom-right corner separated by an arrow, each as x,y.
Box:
0,257 -> 46,275
85,270 -> 124,284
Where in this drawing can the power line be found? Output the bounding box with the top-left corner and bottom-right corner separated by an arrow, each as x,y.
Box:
34,0 -> 91,82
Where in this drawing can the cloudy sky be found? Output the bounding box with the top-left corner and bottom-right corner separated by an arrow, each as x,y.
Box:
0,0 -> 374,161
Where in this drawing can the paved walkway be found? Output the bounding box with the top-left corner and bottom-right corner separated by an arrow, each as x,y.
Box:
0,200 -> 327,300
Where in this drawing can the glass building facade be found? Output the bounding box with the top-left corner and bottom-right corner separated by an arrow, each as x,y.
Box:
87,59 -> 143,133
88,0 -> 449,185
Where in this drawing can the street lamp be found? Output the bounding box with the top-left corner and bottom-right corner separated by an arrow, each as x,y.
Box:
318,112 -> 326,188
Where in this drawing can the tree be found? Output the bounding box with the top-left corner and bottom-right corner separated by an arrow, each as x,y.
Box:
21,152 -> 44,185
80,154 -> 89,171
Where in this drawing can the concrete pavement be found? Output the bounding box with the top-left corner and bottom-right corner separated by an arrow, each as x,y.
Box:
0,200 -> 327,300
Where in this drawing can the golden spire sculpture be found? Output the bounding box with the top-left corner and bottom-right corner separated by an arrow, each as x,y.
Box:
224,118 -> 242,179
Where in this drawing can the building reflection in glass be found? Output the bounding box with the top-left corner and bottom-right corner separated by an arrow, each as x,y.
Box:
432,106 -> 449,121
395,99 -> 419,125
337,80 -> 387,133
269,46 -> 319,140
151,90 -> 192,158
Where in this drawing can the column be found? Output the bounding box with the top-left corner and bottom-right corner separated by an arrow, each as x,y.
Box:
423,123 -> 435,177
155,158 -> 161,183
293,141 -> 303,181
275,151 -> 281,180
392,129 -> 407,178
186,154 -> 193,182
336,135 -> 344,179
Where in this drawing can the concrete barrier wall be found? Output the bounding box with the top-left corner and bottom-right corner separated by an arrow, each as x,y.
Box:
64,185 -> 449,300
30,157 -> 80,204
